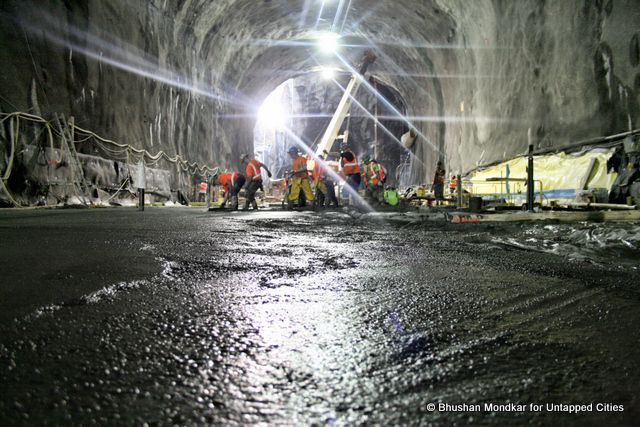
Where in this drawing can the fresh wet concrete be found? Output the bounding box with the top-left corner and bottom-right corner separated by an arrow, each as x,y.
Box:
0,207 -> 639,425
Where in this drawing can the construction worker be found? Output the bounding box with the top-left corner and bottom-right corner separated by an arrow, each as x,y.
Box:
339,146 -> 361,191
287,147 -> 314,209
449,175 -> 458,195
323,144 -> 361,205
361,155 -> 387,205
312,157 -> 339,209
213,171 -> 246,210
324,145 -> 361,190
384,187 -> 400,206
198,179 -> 208,202
240,153 -> 272,210
433,161 -> 446,206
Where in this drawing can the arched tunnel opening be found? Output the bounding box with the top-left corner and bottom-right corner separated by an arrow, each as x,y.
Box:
1,1 -> 640,425
254,72 -> 409,188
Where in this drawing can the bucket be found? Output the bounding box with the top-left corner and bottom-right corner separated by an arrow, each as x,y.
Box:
469,196 -> 483,212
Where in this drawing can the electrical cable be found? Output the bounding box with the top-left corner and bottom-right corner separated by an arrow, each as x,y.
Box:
0,111 -> 218,206
0,111 -> 216,173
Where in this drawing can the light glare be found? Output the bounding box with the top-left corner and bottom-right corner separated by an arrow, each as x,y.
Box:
318,32 -> 339,53
321,67 -> 336,80
257,96 -> 287,129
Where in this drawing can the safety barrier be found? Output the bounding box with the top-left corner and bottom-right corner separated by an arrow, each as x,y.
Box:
461,178 -> 546,206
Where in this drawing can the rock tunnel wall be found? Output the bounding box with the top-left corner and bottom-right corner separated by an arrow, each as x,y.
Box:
439,0 -> 640,176
1,0 -> 639,203
0,1 -> 236,168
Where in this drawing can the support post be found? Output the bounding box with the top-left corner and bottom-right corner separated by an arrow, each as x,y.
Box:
456,174 -> 462,208
527,143 -> 535,212
137,160 -> 145,212
138,188 -> 145,211
205,176 -> 211,210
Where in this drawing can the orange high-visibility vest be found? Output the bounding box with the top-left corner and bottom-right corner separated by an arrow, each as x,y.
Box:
363,162 -> 386,187
450,176 -> 458,190
246,160 -> 264,181
313,161 -> 326,183
292,156 -> 308,178
340,149 -> 360,175
218,172 -> 240,192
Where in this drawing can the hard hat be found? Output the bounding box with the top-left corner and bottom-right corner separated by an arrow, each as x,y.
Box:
361,154 -> 371,163
287,146 -> 298,154
240,153 -> 249,162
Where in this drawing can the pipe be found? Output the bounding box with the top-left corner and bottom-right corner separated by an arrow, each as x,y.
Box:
532,128 -> 640,156
461,127 -> 640,177
0,112 -> 217,174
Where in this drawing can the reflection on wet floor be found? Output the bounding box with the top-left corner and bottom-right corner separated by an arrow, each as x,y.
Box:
0,209 -> 639,425
489,222 -> 640,268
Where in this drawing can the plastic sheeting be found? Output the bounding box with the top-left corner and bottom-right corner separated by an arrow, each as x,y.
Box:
489,222 -> 640,269
467,149 -> 619,204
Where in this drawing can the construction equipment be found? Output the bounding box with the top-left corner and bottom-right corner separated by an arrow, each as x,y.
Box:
314,50 -> 377,157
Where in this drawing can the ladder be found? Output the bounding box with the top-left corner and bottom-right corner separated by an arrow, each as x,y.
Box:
314,50 -> 377,157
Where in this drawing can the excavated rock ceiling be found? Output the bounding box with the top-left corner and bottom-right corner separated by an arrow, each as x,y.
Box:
1,0 -> 639,179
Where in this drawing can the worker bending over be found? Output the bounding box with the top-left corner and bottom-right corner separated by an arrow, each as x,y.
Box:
240,154 -> 272,210
287,147 -> 314,209
213,171 -> 246,210
361,155 -> 387,205
312,156 -> 339,209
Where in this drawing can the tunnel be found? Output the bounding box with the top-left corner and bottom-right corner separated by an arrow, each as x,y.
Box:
1,1 -> 640,425
254,72 -> 409,187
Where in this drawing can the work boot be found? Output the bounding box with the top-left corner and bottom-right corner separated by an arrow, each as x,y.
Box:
251,200 -> 258,210
241,200 -> 250,211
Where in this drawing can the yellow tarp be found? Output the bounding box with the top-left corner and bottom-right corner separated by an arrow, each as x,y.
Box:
466,149 -> 617,204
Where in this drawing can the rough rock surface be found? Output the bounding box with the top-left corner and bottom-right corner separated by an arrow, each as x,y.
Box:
1,0 -> 639,182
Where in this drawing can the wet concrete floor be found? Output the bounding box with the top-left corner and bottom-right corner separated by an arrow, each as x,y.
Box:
0,207 -> 639,425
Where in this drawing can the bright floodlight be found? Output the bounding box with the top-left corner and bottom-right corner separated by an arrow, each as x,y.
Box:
318,32 -> 339,54
321,67 -> 336,80
257,95 -> 286,129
